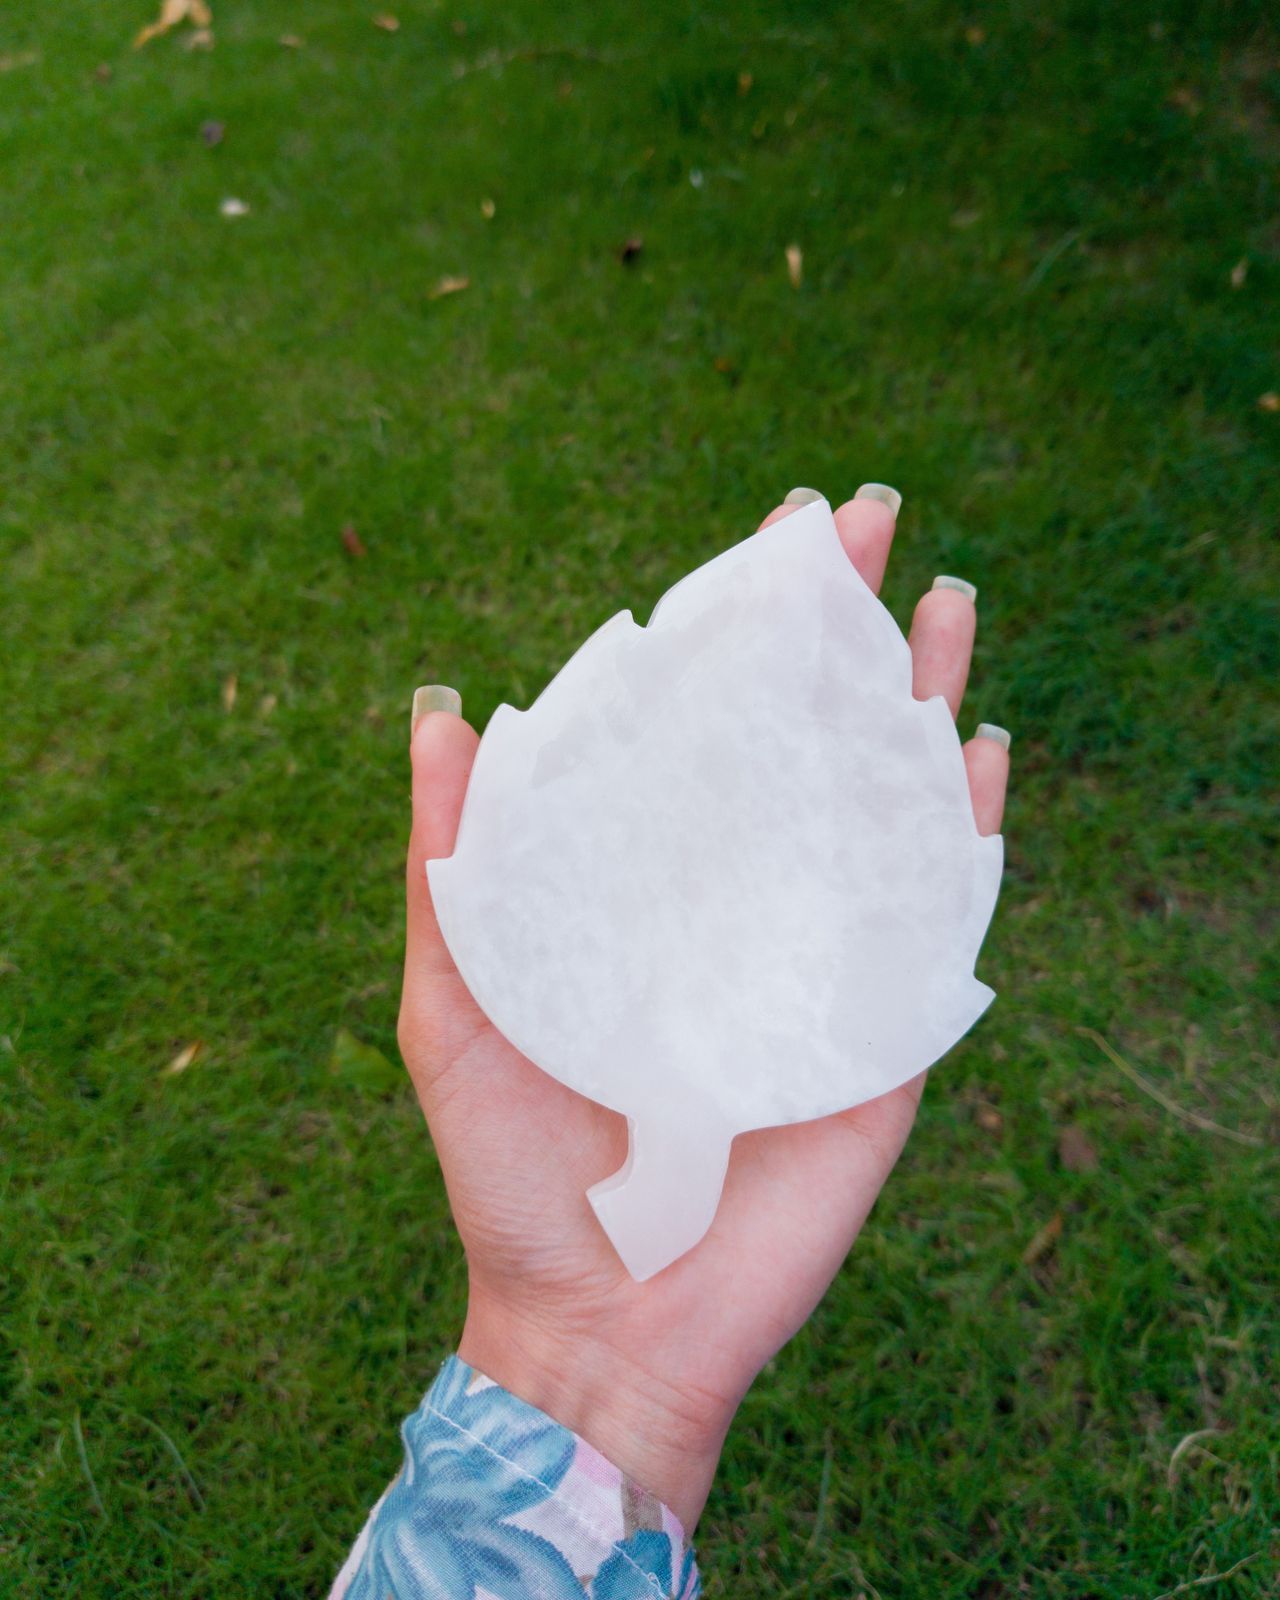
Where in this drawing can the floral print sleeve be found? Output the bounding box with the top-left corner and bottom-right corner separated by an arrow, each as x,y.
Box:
329,1355 -> 700,1600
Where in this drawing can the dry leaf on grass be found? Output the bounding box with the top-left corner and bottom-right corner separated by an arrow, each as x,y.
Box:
737,71 -> 753,95
1230,258 -> 1247,289
279,33 -> 303,48
1021,1211 -> 1063,1266
1258,392 -> 1279,412
341,524 -> 367,558
164,1041 -> 203,1075
373,13 -> 400,30
1058,1124 -> 1099,1172
428,275 -> 469,299
480,197 -> 496,219
134,0 -> 212,49
222,673 -> 237,711
785,242 -> 803,288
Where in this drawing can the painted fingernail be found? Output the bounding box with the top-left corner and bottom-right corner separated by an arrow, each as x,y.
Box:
975,722 -> 1011,751
412,684 -> 462,734
855,482 -> 902,518
932,575 -> 977,603
783,486 -> 825,506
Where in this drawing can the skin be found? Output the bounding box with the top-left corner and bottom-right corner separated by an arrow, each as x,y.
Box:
397,492 -> 1010,1531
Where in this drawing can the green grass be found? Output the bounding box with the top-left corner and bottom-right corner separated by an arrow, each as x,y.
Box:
3,0 -> 1278,1593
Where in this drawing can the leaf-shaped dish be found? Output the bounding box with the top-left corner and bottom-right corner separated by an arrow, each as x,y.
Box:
427,498 -> 1002,1280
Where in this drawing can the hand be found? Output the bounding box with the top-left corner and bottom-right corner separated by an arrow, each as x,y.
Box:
397,490 -> 1010,1530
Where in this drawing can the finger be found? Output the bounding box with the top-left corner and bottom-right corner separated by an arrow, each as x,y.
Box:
964,725 -> 1011,835
406,686 -> 479,979
756,486 -> 822,530
831,484 -> 900,594
758,483 -> 902,595
907,575 -> 977,719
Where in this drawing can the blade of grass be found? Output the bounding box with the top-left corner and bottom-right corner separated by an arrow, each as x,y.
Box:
1080,1029 -> 1265,1148
129,1411 -> 206,1512
70,1409 -> 107,1522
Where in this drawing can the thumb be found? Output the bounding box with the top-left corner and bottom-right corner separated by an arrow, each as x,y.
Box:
405,686 -> 480,980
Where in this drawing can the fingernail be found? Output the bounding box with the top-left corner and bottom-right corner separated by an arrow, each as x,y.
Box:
783,486 -> 825,506
975,722 -> 1011,751
932,574 -> 977,603
855,482 -> 902,518
412,684 -> 461,734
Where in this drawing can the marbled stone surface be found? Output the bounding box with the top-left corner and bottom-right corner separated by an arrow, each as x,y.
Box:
427,498 -> 1002,1278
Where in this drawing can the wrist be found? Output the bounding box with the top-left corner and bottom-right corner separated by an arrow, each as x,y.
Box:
458,1287 -> 732,1531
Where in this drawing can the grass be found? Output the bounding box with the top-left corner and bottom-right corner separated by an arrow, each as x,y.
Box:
2,0 -> 1278,1593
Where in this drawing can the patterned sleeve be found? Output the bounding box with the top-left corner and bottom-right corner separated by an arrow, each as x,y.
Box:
329,1355 -> 701,1600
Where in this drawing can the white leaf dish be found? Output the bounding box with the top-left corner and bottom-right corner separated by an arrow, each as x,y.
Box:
427,497 -> 1002,1280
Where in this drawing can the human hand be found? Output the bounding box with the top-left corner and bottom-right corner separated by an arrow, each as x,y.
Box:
397,488 -> 1010,1530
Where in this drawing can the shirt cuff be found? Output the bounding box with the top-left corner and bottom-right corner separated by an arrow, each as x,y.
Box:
331,1353 -> 701,1600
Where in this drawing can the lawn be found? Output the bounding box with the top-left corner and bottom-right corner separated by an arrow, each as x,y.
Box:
2,0 -> 1278,1594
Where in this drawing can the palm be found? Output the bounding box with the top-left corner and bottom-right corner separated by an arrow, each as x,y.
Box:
397,489 -> 1009,1524
407,959 -> 920,1405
